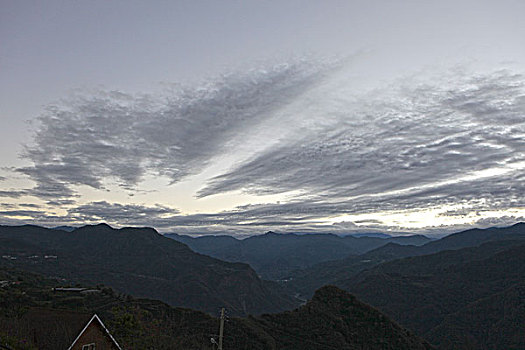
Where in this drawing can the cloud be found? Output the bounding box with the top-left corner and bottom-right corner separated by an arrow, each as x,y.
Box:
0,201 -> 181,229
0,190 -> 28,198
474,215 -> 525,227
0,209 -> 43,217
45,199 -> 77,206
199,68 -> 525,218
0,195 -> 522,236
18,58 -> 337,200
67,201 -> 180,226
18,203 -> 41,208
4,61 -> 524,235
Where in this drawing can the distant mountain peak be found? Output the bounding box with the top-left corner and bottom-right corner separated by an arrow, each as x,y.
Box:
72,223 -> 114,231
312,285 -> 357,302
93,223 -> 113,229
349,232 -> 392,238
0,224 -> 297,315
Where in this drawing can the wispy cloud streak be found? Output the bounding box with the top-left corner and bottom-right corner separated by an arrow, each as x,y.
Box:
18,58 -> 336,199
200,69 -> 525,217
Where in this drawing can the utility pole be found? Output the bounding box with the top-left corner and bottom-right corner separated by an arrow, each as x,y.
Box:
218,308 -> 225,350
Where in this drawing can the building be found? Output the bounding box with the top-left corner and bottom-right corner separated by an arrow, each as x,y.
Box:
68,314 -> 122,350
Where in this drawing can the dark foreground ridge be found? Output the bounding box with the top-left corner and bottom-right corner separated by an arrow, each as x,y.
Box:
249,285 -> 433,350
0,267 -> 432,349
280,222 -> 525,349
340,232 -> 525,349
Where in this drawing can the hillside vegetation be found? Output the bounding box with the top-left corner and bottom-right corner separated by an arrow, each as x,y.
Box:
0,267 -> 432,349
340,239 -> 525,349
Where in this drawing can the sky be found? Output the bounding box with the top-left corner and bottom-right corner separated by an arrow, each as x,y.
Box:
1,0 -> 524,236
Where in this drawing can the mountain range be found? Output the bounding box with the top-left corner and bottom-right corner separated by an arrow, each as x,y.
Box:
1,222 -> 524,349
166,231 -> 431,279
281,223 -> 525,349
285,223 -> 525,298
0,223 -> 296,316
341,238 -> 525,349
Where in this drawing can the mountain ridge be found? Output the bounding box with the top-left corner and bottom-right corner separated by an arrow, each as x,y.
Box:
337,239 -> 525,348
284,223 -> 525,298
166,230 -> 431,279
0,224 -> 297,316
